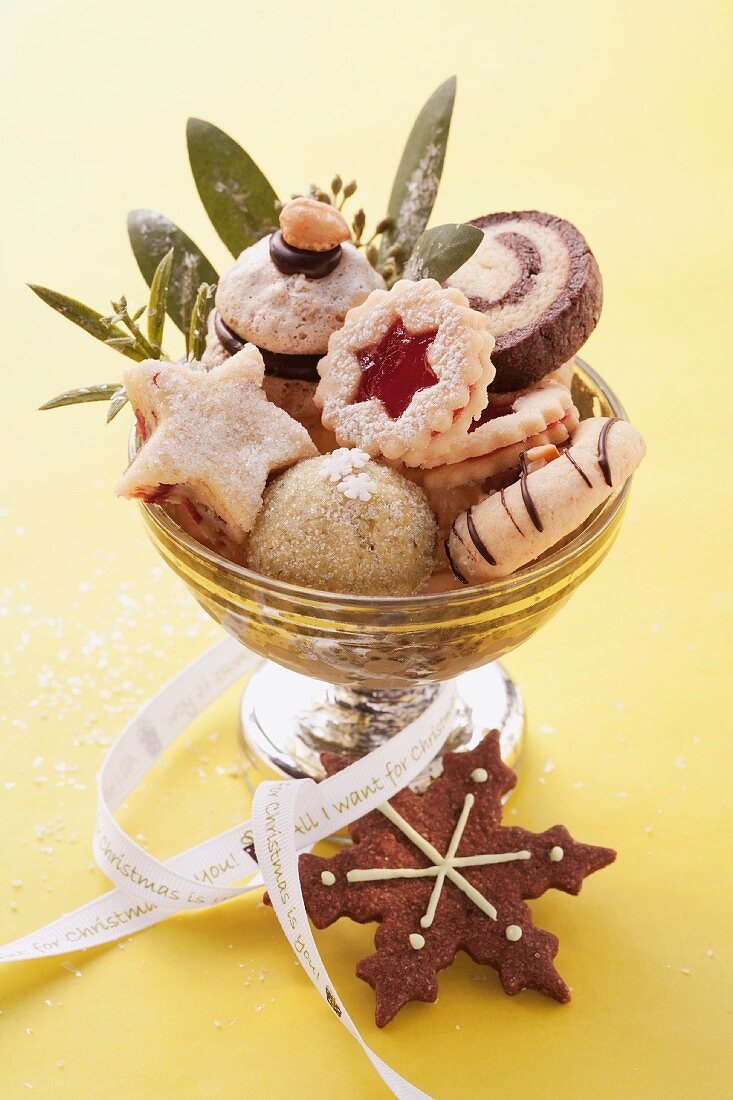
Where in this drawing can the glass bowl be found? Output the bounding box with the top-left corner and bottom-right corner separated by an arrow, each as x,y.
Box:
133,359 -> 630,780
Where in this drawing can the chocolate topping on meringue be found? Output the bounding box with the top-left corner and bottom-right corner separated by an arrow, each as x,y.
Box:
269,230 -> 342,279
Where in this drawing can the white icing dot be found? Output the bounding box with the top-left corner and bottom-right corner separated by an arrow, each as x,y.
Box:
549,846 -> 564,862
471,768 -> 488,783
409,933 -> 426,950
320,871 -> 336,886
505,924 -> 522,941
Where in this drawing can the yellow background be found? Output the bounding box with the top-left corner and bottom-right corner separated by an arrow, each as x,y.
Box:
1,1 -> 731,1096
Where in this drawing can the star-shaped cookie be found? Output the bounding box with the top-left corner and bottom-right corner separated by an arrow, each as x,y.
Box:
294,732 -> 615,1026
117,345 -> 317,543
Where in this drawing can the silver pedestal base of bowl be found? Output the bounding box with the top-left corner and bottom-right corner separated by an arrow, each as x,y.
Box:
240,660 -> 525,785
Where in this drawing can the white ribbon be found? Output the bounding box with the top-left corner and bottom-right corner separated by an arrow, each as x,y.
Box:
0,636 -> 457,1099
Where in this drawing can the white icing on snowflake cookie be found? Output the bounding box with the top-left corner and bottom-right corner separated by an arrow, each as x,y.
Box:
117,345 -> 317,545
315,279 -> 495,464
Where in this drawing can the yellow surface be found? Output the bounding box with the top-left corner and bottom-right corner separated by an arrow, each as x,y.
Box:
1,1 -> 732,1096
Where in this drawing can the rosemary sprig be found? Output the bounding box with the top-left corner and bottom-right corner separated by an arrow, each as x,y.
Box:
103,295 -> 158,360
147,248 -> 173,352
106,386 -> 129,423
40,384 -> 122,411
187,282 -> 216,361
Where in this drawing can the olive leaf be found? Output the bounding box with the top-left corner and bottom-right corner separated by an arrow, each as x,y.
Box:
106,386 -> 129,422
187,282 -> 216,360
127,210 -> 218,336
39,383 -> 122,411
187,118 -> 279,257
403,223 -> 483,284
378,76 -> 456,269
147,248 -> 174,351
29,286 -> 142,361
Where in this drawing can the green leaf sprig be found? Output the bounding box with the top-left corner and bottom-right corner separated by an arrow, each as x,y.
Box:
187,282 -> 216,362
187,118 -> 279,257
33,76 -> 474,423
378,76 -> 456,275
403,223 -> 483,285
127,211 -> 218,336
35,249 -> 215,419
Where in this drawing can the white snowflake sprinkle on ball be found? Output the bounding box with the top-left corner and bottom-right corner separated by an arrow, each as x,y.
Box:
246,454 -> 437,595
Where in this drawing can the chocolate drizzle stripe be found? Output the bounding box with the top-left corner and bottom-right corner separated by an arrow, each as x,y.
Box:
519,452 -> 543,532
444,538 -> 469,585
466,508 -> 496,565
563,449 -> 592,488
214,310 -> 245,355
214,312 -> 321,380
469,231 -> 542,311
269,230 -> 342,279
500,489 -> 524,536
597,418 -> 619,487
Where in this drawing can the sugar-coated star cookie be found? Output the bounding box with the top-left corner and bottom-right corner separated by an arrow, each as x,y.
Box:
117,345 -> 317,545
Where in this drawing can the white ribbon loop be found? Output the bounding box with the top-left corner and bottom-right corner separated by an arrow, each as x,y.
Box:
0,638 -> 456,1098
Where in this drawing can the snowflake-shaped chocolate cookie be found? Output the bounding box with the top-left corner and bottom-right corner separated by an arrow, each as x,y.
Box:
117,345 -> 316,544
296,732 -> 615,1026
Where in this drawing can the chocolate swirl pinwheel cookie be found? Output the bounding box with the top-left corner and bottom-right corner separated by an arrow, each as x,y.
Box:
447,211 -> 603,393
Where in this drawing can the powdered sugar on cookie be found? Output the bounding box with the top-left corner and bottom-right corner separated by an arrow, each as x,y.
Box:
117,345 -> 317,544
315,279 -> 495,464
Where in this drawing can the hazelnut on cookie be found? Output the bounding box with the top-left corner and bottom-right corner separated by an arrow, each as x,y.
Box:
315,279 -> 495,464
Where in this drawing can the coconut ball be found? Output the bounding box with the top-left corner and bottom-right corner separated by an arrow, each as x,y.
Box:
246,450 -> 437,595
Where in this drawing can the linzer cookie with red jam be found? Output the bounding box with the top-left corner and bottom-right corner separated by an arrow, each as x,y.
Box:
446,417 -> 646,584
246,450 -> 436,596
288,731 -> 615,1026
447,211 -> 603,393
117,345 -> 316,550
315,278 -> 495,463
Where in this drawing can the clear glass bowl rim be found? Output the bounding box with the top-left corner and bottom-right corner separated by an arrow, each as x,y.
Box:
132,357 -> 630,610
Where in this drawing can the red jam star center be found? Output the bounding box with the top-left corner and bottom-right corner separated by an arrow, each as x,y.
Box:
355,320 -> 439,419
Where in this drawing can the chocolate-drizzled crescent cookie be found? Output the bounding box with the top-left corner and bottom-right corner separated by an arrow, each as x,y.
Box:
446,417 -> 645,584
446,212 -> 603,393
